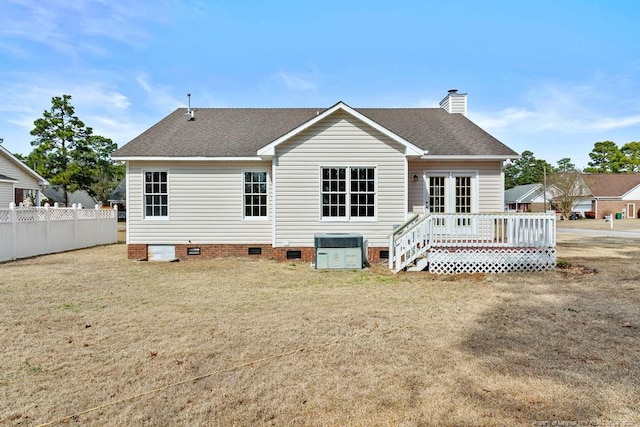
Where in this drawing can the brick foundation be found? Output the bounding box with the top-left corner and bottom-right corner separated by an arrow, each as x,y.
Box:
127,243 -> 386,264
127,244 -> 148,260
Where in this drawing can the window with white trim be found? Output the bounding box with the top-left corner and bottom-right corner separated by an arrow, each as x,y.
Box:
455,176 -> 472,225
455,176 -> 472,214
428,176 -> 446,213
321,167 -> 375,219
144,171 -> 168,217
244,171 -> 268,217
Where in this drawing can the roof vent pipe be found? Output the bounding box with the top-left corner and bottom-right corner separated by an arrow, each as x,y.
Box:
186,93 -> 195,121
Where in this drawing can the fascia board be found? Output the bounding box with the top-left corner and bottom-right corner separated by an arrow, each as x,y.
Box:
421,155 -> 517,161
112,156 -> 265,162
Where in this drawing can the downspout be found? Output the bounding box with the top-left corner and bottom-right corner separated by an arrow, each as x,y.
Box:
125,162 -> 130,244
404,157 -> 409,218
500,161 -> 506,211
271,155 -> 277,247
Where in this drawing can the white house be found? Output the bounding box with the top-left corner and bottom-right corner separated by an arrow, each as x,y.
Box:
114,91 -> 556,272
504,183 -> 548,212
0,145 -> 48,207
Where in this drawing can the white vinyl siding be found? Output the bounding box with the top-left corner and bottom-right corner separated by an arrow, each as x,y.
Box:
127,161 -> 272,244
274,110 -> 406,247
408,160 -> 504,213
0,152 -> 42,207
0,183 -> 13,207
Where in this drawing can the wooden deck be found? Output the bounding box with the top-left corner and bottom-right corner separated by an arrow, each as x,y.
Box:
389,213 -> 556,273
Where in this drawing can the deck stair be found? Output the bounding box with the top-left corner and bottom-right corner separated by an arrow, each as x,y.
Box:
406,256 -> 429,272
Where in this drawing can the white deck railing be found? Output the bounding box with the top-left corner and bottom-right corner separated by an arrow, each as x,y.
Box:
389,212 -> 556,272
0,203 -> 117,263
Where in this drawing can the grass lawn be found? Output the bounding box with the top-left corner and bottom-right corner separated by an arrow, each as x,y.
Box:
1,234 -> 639,426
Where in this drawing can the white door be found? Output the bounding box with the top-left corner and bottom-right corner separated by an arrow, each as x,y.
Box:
424,172 -> 477,234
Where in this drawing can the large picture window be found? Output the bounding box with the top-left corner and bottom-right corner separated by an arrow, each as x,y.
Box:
144,171 -> 168,217
322,167 -> 375,219
244,171 -> 268,217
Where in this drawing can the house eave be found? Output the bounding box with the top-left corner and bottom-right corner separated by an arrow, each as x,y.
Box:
0,145 -> 49,186
421,155 -> 517,161
112,156 -> 265,162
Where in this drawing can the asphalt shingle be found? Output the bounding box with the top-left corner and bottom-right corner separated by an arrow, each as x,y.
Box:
113,105 -> 517,158
582,173 -> 640,197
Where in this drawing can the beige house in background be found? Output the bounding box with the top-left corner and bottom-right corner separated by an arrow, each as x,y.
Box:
0,145 -> 48,207
113,91 -> 519,263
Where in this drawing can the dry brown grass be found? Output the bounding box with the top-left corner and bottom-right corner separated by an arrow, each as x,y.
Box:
1,235 -> 639,426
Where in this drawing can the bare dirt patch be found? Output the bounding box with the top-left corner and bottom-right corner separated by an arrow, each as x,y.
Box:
0,236 -> 638,426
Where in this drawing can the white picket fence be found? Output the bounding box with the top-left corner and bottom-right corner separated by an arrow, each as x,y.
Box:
0,203 -> 117,263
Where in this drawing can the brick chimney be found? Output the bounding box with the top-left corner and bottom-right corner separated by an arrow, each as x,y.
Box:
439,89 -> 467,116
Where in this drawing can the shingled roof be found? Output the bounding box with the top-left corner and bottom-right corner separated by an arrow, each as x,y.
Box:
504,183 -> 544,203
582,173 -> 640,197
113,103 -> 517,158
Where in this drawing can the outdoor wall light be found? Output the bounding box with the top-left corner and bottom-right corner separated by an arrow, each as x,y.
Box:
413,174 -> 419,182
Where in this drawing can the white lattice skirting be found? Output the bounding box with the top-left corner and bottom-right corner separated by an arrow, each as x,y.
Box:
427,247 -> 557,274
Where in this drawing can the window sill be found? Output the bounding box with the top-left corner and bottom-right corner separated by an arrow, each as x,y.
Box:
320,218 -> 377,222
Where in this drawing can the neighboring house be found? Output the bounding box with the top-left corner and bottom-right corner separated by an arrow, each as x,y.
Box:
0,144 -> 48,207
42,186 -> 97,208
581,173 -> 640,219
504,183 -> 549,212
113,91 -> 521,264
108,178 -> 127,221
108,178 -> 126,210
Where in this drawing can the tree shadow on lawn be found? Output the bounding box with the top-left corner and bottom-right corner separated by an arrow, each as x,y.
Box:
459,237 -> 640,425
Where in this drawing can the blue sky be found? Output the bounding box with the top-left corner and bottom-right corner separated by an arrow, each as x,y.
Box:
1,0 -> 640,168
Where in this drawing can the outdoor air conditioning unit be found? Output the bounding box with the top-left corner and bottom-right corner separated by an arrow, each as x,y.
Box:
314,233 -> 366,270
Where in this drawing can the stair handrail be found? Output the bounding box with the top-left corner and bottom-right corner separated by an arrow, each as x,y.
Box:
388,212 -> 432,271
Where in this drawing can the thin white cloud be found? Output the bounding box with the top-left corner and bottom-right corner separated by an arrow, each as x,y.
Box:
276,70 -> 318,91
474,80 -> 640,135
0,0 -> 186,58
0,75 -> 151,152
136,74 -> 185,109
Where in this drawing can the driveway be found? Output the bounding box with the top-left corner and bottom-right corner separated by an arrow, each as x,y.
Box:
557,218 -> 640,239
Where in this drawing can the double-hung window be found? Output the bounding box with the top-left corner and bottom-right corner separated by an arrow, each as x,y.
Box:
321,167 -> 375,219
144,171 -> 168,218
244,171 -> 268,218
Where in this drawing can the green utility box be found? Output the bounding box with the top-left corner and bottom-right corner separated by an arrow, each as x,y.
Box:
314,233 -> 365,269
